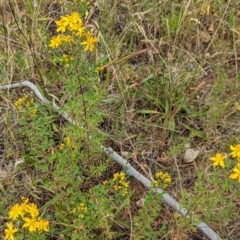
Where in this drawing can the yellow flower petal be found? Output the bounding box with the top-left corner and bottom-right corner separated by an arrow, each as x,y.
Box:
229,163 -> 240,183
229,173 -> 238,179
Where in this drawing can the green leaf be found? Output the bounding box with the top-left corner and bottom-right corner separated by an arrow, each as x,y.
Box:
136,109 -> 160,114
145,94 -> 164,108
102,98 -> 116,103
189,128 -> 206,138
184,125 -> 206,138
115,220 -> 131,230
169,118 -> 175,131
184,106 -> 210,117
24,155 -> 38,163
115,196 -> 130,215
36,83 -> 47,99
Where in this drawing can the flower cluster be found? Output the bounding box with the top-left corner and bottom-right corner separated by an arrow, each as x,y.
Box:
54,53 -> 74,68
49,11 -> 97,52
112,172 -> 129,196
103,172 -> 130,196
151,171 -> 172,189
14,95 -> 37,117
210,144 -> 240,183
72,203 -> 88,219
4,197 -> 49,239
59,136 -> 77,150
14,95 -> 33,110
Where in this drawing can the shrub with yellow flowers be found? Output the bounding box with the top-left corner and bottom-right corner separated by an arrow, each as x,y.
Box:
4,197 -> 49,239
151,171 -> 172,189
210,144 -> 240,183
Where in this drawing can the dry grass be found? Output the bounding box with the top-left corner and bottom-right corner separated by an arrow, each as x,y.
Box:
0,0 -> 240,239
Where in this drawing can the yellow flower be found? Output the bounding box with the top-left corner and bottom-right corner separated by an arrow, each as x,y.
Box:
8,203 -> 23,220
14,95 -> 33,111
65,136 -> 71,145
59,53 -> 74,68
113,185 -> 121,190
73,203 -> 88,218
25,203 -> 39,218
30,108 -> 37,116
229,163 -> 240,183
234,102 -> 240,111
21,196 -> 29,203
151,180 -> 159,188
95,66 -> 104,72
103,180 -> 108,185
230,144 -> 240,159
49,35 -> 63,49
122,182 -> 129,187
55,16 -> 69,32
4,222 -> 18,240
152,171 -> 172,189
70,12 -> 81,22
37,218 -> 49,232
62,35 -> 74,43
122,188 -> 128,196
112,172 -> 129,195
81,33 -> 98,52
67,12 -> 82,30
209,153 -> 226,168
75,25 -> 86,37
59,143 -> 65,149
20,197 -> 29,212
62,136 -> 76,149
77,203 -> 88,212
22,217 -> 39,232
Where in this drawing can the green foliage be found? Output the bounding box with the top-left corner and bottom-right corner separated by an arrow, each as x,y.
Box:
132,192 -> 166,239
179,169 -> 238,236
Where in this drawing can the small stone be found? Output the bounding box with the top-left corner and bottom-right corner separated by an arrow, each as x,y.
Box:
136,198 -> 145,207
184,148 -> 200,163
